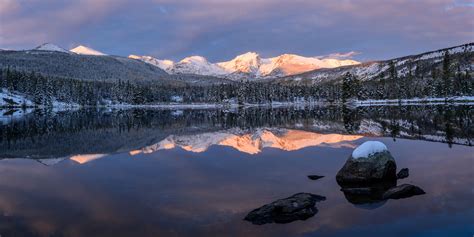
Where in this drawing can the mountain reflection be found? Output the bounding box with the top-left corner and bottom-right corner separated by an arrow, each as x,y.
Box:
129,129 -> 362,155
0,105 -> 472,159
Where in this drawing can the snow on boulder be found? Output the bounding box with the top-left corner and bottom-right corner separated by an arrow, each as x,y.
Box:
352,141 -> 388,159
336,141 -> 397,184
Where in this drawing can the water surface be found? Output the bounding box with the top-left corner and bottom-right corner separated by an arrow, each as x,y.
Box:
0,105 -> 472,237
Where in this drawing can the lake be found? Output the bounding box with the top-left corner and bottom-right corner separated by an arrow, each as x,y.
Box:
0,105 -> 473,237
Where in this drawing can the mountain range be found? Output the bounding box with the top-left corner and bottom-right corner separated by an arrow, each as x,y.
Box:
15,42 -> 474,85
0,42 -> 472,107
130,52 -> 360,80
129,128 -> 362,155
32,43 -> 361,80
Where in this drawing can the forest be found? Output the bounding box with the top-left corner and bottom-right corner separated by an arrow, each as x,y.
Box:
1,51 -> 472,107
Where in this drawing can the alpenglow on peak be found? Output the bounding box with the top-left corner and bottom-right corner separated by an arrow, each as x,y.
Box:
129,51 -> 360,80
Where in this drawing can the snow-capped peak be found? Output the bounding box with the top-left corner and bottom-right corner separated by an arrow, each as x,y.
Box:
129,52 -> 361,80
129,55 -> 174,72
218,52 -> 261,74
180,55 -> 208,64
128,128 -> 363,155
34,43 -> 69,53
70,45 -> 106,56
171,56 -> 227,75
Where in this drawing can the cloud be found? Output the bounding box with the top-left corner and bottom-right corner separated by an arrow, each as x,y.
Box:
0,0 -> 131,47
0,0 -> 472,61
319,51 -> 361,60
0,0 -> 19,15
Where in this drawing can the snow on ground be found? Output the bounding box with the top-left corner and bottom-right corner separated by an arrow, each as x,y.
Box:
0,108 -> 33,125
357,119 -> 383,136
0,89 -> 33,107
355,96 -> 474,106
37,158 -> 67,166
34,43 -> 70,53
52,101 -> 81,112
352,141 -> 388,159
171,110 -> 184,116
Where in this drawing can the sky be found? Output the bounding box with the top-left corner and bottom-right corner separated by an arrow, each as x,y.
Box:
0,0 -> 473,62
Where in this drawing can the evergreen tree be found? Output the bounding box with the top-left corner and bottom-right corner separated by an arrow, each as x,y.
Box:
442,51 -> 452,98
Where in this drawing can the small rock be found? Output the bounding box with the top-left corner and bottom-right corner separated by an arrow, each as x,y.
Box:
397,168 -> 409,179
307,175 -> 324,180
382,184 -> 425,200
244,193 -> 326,225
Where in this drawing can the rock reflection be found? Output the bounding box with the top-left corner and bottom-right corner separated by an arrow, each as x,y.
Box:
336,141 -> 426,208
339,180 -> 396,207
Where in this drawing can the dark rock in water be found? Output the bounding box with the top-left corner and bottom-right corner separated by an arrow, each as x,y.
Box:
397,168 -> 409,179
382,184 -> 426,199
307,175 -> 324,180
244,193 -> 326,225
336,150 -> 397,185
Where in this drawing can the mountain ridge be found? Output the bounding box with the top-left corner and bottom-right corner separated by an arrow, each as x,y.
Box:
129,51 -> 360,80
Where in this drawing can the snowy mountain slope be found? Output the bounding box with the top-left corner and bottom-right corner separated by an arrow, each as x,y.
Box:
34,43 -> 70,53
273,42 -> 474,84
128,52 -> 360,80
129,55 -> 174,72
70,45 -> 106,56
0,49 -> 174,83
217,52 -> 262,75
170,56 -> 228,75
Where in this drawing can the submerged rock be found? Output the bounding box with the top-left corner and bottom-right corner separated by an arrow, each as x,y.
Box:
382,184 -> 426,199
397,168 -> 409,179
307,175 -> 324,180
244,193 -> 326,225
336,141 -> 397,185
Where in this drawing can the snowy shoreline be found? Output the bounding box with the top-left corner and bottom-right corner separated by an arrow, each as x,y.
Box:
2,99 -> 473,110
353,96 -> 474,106
2,86 -> 474,110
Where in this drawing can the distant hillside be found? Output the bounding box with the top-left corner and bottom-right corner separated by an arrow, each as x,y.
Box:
0,49 -> 174,83
273,43 -> 474,85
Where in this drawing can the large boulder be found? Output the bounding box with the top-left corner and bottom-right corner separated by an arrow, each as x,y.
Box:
336,141 -> 397,185
244,193 -> 326,225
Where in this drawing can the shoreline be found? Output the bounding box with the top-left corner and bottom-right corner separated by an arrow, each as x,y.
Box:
1,97 -> 474,110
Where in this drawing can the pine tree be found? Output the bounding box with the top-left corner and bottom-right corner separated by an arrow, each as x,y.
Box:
442,51 -> 452,98
341,72 -> 353,103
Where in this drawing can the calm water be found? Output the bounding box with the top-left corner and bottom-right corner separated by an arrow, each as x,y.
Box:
0,105 -> 473,237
